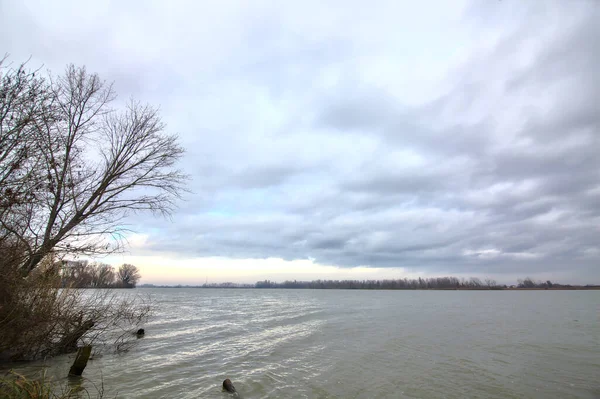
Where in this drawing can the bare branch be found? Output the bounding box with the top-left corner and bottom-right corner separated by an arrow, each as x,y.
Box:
0,59 -> 188,275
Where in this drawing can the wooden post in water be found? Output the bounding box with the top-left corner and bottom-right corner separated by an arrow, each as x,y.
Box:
68,345 -> 92,376
223,379 -> 236,393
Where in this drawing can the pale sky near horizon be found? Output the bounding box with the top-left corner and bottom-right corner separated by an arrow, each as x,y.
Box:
1,0 -> 599,285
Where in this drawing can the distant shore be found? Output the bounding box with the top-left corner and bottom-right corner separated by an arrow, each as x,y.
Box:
138,284 -> 600,291
503,286 -> 600,290
138,276 -> 599,290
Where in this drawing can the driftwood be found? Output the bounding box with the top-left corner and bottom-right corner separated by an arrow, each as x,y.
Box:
68,345 -> 92,376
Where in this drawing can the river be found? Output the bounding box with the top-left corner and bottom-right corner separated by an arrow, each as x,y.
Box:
5,289 -> 599,398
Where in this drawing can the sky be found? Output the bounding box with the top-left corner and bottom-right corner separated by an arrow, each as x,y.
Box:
1,0 -> 599,285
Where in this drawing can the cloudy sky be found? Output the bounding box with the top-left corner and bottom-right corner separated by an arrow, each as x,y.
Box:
1,0 -> 599,284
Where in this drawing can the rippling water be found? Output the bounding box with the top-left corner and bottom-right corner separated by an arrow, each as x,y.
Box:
5,289 -> 600,398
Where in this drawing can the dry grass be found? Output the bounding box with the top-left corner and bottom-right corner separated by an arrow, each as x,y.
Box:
0,371 -> 106,399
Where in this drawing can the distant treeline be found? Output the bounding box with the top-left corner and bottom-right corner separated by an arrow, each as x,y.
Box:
140,282 -> 254,289
257,277 -> 503,290
59,260 -> 141,288
138,276 -> 599,290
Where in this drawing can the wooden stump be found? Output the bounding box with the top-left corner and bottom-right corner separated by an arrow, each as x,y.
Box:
223,378 -> 236,393
68,345 -> 92,376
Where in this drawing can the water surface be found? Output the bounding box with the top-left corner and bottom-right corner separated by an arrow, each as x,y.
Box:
7,289 -> 600,398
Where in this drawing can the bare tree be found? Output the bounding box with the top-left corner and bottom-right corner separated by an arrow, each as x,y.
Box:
0,57 -> 55,271
117,264 -> 141,288
0,61 -> 186,276
484,278 -> 497,288
468,277 -> 483,288
518,277 -> 537,288
0,57 -> 50,205
89,262 -> 116,288
61,260 -> 93,288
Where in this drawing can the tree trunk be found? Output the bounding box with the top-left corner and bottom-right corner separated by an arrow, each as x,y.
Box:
68,345 -> 92,376
58,320 -> 94,354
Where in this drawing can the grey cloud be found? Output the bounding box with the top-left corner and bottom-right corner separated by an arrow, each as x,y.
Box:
316,88 -> 400,132
230,165 -> 306,189
2,0 -> 599,282
343,169 -> 450,196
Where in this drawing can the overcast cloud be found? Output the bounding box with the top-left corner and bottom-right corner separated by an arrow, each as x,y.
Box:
1,0 -> 599,282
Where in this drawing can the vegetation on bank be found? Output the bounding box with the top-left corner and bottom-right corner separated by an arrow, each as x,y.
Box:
0,56 -> 185,362
0,255 -> 152,360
